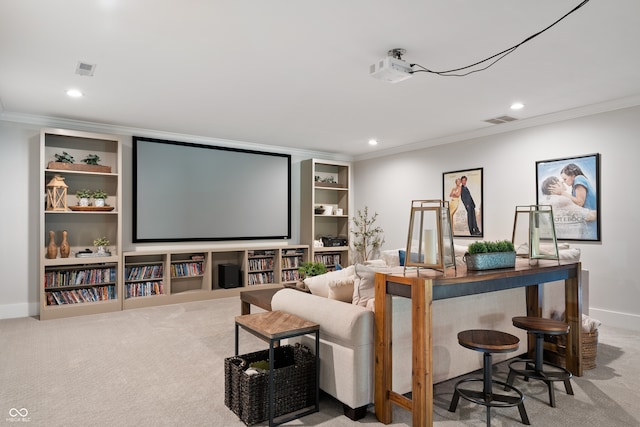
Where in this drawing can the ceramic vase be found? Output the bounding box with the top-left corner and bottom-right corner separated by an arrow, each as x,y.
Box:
60,230 -> 70,258
46,230 -> 58,259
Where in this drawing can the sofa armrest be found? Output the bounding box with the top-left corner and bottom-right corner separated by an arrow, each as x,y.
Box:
272,288 -> 373,346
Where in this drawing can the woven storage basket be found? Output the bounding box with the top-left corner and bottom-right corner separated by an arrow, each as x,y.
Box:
545,330 -> 598,370
224,344 -> 316,426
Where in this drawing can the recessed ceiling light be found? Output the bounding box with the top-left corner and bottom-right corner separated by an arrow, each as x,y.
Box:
66,89 -> 83,98
368,139 -> 378,146
510,102 -> 524,110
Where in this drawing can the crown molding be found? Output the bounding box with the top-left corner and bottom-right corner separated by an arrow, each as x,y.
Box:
355,94 -> 640,161
0,112 -> 353,163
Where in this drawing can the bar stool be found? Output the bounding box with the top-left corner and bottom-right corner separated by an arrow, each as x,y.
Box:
506,316 -> 574,407
449,329 -> 530,426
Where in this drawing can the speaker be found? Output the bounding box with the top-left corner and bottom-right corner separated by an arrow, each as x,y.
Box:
219,264 -> 241,288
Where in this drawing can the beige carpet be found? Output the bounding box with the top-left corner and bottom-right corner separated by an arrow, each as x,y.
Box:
1,296 -> 639,426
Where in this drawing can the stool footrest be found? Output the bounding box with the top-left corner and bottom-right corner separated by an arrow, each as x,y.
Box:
454,378 -> 525,408
506,358 -> 574,408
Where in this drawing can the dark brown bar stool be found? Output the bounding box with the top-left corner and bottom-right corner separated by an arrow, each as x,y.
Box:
449,330 -> 530,426
506,316 -> 574,407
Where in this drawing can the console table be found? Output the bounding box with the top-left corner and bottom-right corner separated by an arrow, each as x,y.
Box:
374,260 -> 583,426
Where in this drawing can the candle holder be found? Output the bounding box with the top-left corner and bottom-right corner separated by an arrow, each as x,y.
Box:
512,205 -> 560,264
404,200 -> 456,274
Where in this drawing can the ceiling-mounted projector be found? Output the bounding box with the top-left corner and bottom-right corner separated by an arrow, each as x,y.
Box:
370,48 -> 413,83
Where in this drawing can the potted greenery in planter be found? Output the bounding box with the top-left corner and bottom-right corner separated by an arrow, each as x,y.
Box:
464,240 -> 516,270
93,236 -> 110,255
298,261 -> 327,279
54,151 -> 75,163
76,189 -> 92,206
82,154 -> 101,165
92,189 -> 108,207
48,152 -> 112,173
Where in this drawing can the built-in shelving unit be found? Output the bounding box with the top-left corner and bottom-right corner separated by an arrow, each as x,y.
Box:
39,128 -> 122,320
300,159 -> 351,270
122,245 -> 308,310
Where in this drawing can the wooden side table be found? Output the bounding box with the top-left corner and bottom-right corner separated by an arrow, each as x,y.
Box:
235,310 -> 320,427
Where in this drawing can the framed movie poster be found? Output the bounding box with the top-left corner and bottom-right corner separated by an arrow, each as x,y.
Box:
536,153 -> 600,241
443,167 -> 483,238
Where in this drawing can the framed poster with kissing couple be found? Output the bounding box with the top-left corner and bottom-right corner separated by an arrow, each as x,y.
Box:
443,167 -> 483,238
536,153 -> 600,241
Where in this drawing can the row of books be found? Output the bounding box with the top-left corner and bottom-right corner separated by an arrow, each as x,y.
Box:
125,264 -> 164,281
281,270 -> 301,282
125,281 -> 164,299
46,285 -> 116,305
248,272 -> 274,285
281,257 -> 302,269
170,262 -> 203,277
247,250 -> 276,257
248,258 -> 274,271
314,254 -> 341,266
45,267 -> 117,288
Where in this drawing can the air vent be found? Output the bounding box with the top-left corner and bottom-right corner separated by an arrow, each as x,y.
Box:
484,115 -> 518,125
75,62 -> 96,76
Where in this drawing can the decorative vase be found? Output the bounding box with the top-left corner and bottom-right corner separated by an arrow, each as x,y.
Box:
94,198 -> 105,207
46,230 -> 58,259
60,230 -> 70,258
97,246 -> 106,255
79,197 -> 89,207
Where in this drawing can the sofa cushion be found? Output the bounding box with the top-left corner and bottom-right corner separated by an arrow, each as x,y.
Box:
327,276 -> 355,302
304,265 -> 355,297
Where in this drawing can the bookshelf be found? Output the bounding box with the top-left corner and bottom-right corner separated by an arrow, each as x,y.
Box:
122,245 -> 308,310
300,159 -> 351,270
39,128 -> 122,320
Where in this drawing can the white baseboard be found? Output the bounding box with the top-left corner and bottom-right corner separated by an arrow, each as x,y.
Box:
0,302 -> 38,320
589,307 -> 640,332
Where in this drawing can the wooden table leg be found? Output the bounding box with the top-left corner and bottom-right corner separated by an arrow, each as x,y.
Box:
525,284 -> 542,358
565,264 -> 583,376
241,300 -> 250,315
411,278 -> 433,427
374,273 -> 393,424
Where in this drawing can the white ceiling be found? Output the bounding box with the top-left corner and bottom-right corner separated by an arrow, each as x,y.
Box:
1,0 -> 639,158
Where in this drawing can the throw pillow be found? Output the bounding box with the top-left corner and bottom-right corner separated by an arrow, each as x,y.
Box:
381,249 -> 401,267
352,263 -> 391,307
327,276 -> 355,302
304,265 -> 355,298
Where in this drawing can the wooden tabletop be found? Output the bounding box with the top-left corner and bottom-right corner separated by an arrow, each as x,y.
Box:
235,310 -> 319,340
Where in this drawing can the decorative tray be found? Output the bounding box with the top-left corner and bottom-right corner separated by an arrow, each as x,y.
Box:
68,206 -> 115,212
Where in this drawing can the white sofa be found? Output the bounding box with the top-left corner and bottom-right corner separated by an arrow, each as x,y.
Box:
272,288 -> 413,419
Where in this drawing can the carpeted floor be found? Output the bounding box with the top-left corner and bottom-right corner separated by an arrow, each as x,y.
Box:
1,296 -> 638,426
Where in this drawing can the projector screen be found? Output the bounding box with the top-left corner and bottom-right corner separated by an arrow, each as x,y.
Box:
133,137 -> 291,242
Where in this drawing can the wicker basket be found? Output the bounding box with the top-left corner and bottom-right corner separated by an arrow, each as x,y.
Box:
224,344 -> 316,426
545,330 -> 598,370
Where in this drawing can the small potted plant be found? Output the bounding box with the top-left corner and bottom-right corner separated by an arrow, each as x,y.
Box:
82,154 -> 101,165
54,151 -> 75,163
76,189 -> 92,206
464,240 -> 516,270
92,189 -> 108,207
93,236 -> 110,255
298,261 -> 327,279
